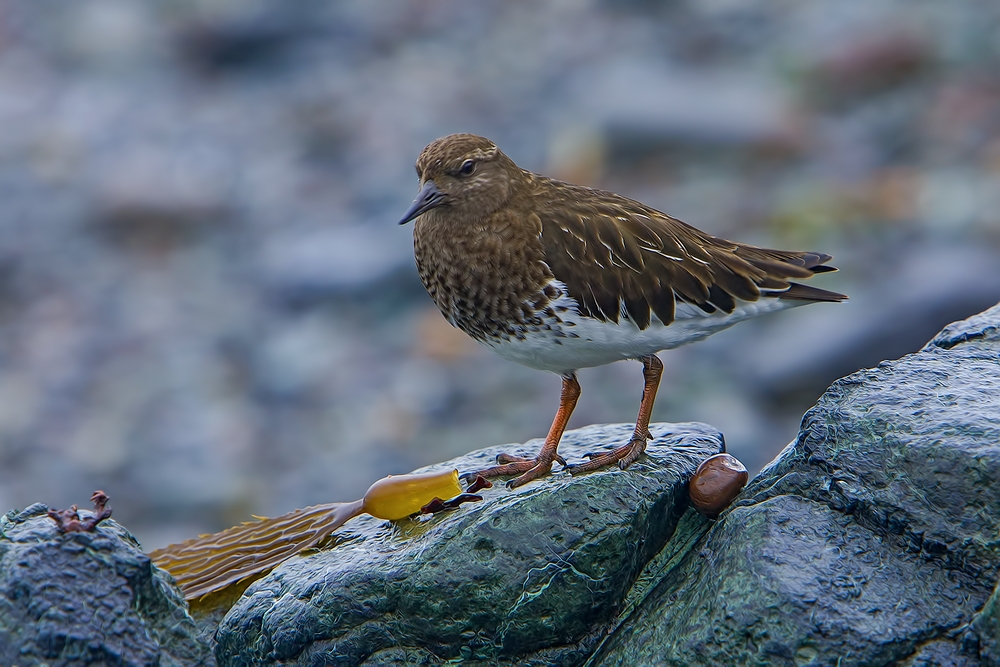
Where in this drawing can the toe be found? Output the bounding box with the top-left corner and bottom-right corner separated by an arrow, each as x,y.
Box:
497,452 -> 533,464
507,460 -> 554,488
567,454 -> 613,475
569,439 -> 647,475
472,460 -> 535,480
619,439 -> 646,468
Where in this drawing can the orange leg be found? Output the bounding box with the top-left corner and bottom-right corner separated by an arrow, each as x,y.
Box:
568,354 -> 663,474
471,373 -> 581,488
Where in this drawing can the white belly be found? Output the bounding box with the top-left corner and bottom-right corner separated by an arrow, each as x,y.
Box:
482,296 -> 800,374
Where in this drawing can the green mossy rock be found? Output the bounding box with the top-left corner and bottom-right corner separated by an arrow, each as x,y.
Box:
0,504 -> 213,666
214,423 -> 724,666
971,580 -> 1000,666
591,303 -> 1000,666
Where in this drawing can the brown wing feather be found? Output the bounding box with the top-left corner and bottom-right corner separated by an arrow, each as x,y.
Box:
535,178 -> 845,329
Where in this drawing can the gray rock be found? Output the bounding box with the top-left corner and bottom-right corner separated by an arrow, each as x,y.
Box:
213,422 -> 724,666
0,503 -> 213,666
590,302 -> 1000,666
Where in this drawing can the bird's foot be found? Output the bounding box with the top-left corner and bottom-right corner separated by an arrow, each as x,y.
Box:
463,451 -> 566,489
567,437 -> 647,475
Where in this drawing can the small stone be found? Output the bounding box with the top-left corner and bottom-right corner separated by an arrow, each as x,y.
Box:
688,453 -> 748,518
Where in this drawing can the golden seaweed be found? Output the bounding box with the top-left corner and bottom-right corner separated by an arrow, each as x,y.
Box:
149,469 -> 462,601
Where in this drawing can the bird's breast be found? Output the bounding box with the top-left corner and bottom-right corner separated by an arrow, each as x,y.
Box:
412,213 -> 559,343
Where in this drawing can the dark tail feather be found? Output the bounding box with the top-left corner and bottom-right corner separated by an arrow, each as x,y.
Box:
808,265 -> 838,274
797,251 -> 834,269
777,282 -> 848,302
736,248 -> 839,279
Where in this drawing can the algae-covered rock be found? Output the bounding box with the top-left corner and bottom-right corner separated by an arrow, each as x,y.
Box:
214,422 -> 724,666
971,580 -> 1000,666
591,302 -> 1000,666
0,504 -> 213,666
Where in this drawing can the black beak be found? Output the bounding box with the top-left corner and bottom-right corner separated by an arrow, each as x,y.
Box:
398,181 -> 446,225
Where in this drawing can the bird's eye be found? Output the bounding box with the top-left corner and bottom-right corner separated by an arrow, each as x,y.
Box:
459,159 -> 475,176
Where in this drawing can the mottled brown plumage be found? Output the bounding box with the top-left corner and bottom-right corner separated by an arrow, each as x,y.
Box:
400,133 -> 845,487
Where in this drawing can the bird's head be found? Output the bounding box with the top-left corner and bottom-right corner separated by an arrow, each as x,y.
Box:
398,134 -> 520,225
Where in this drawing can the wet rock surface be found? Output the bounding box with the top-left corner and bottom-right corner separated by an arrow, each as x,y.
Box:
213,422 -> 724,667
0,504 -> 212,666
591,302 -> 1000,665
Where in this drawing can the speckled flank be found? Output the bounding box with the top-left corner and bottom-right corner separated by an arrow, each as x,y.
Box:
484,280 -> 802,373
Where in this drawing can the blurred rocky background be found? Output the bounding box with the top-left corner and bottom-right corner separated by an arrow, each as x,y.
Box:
0,0 -> 997,550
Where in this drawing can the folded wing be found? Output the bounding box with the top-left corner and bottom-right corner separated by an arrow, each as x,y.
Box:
536,180 -> 846,329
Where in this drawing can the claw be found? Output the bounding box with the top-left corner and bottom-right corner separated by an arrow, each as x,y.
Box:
507,462 -> 552,489
506,460 -> 553,488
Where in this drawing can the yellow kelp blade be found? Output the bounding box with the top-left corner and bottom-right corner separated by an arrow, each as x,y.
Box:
148,469 -> 463,601
149,500 -> 364,601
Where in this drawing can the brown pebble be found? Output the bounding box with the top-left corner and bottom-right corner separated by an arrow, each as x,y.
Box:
689,454 -> 748,518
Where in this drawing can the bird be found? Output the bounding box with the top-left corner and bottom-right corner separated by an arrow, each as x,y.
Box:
398,133 -> 846,489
